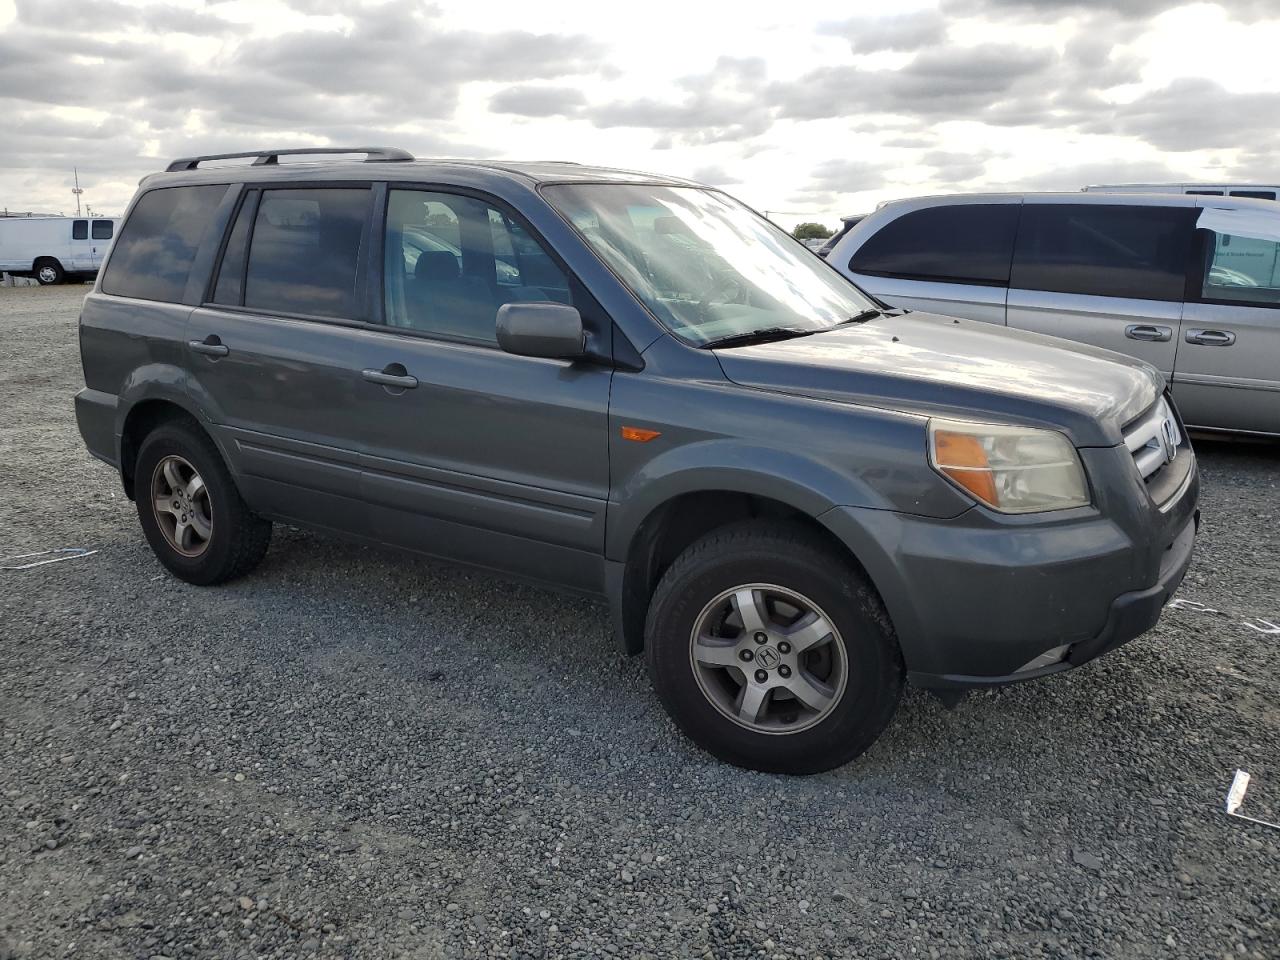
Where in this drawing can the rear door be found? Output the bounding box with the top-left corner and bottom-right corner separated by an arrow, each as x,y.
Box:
186,184 -> 377,532
89,218 -> 115,269
843,201 -> 1019,325
69,218 -> 94,271
1006,200 -> 1195,380
348,186 -> 613,592
1174,204 -> 1280,434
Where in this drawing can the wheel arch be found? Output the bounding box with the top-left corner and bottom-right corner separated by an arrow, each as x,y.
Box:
607,487 -> 888,656
117,394 -> 217,500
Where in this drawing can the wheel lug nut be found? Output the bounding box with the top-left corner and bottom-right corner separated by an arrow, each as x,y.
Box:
778,641 -> 791,654
778,664 -> 792,678
753,632 -> 768,644
754,669 -> 768,683
739,649 -> 754,662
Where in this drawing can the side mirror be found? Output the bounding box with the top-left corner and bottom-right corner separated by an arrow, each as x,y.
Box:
496,302 -> 586,360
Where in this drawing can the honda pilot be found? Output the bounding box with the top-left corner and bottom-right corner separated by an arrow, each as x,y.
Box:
75,148 -> 1199,773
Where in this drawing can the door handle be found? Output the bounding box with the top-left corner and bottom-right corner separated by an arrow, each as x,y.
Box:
188,336 -> 229,358
1125,324 -> 1172,342
1184,328 -> 1236,347
361,365 -> 419,390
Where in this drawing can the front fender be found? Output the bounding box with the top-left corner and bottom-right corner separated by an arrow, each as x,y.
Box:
606,438 -> 902,561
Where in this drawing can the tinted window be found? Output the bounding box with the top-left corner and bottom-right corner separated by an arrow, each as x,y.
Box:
72,220 -> 88,240
1011,204 -> 1193,301
101,185 -> 226,302
91,219 -> 113,240
211,193 -> 255,305
243,188 -> 369,319
1187,190 -> 1223,196
1201,229 -> 1280,307
1230,190 -> 1276,201
850,204 -> 1018,285
383,189 -> 571,342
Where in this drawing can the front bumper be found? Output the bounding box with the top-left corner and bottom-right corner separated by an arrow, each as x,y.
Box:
819,443 -> 1199,690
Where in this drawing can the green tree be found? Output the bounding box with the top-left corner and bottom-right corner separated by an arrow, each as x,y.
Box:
792,222 -> 833,240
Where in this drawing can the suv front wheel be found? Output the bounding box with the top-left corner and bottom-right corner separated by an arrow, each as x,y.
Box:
645,522 -> 904,774
134,420 -> 272,585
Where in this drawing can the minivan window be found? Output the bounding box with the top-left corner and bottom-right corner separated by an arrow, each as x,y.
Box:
1230,191 -> 1276,201
851,204 -> 1019,286
101,185 -> 227,302
72,220 -> 88,240
243,188 -> 369,319
1010,204 -> 1193,302
544,184 -> 875,346
383,189 -> 572,342
91,219 -> 113,240
1201,229 -> 1280,306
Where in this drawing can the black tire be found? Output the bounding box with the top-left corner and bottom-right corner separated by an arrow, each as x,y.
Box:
134,420 -> 271,585
34,259 -> 64,285
645,521 -> 904,774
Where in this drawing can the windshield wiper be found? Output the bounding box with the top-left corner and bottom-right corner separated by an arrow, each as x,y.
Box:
836,308 -> 883,325
699,327 -> 816,349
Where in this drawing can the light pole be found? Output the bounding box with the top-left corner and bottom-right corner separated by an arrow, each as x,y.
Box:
72,168 -> 84,217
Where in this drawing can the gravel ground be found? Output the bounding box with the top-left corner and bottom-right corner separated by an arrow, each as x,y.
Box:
1,284 -> 1277,960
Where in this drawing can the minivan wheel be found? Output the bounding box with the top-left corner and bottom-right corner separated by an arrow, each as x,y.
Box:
35,259 -> 64,285
134,421 -> 271,585
645,522 -> 904,774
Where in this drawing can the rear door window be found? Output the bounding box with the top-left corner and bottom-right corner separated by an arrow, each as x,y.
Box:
91,219 -> 113,240
1201,229 -> 1280,306
242,188 -> 370,319
101,185 -> 227,302
849,204 -> 1018,286
1229,191 -> 1276,201
1010,204 -> 1194,301
72,220 -> 88,240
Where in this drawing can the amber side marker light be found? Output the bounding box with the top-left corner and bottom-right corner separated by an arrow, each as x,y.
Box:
620,426 -> 661,443
931,429 -> 999,505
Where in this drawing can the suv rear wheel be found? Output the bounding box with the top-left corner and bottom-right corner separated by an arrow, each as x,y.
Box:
134,421 -> 271,585
645,522 -> 903,774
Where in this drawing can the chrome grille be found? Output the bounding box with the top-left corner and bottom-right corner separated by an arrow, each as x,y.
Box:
1124,397 -> 1182,483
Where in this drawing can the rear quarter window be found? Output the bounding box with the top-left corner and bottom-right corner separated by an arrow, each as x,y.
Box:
1011,204 -> 1194,301
101,185 -> 227,302
849,204 -> 1019,285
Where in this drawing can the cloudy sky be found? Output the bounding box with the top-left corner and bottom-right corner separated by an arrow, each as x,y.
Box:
1,0 -> 1278,229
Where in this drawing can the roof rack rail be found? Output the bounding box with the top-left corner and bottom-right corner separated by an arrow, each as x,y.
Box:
165,146 -> 414,173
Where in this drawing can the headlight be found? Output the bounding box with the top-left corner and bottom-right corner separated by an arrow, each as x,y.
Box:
928,419 -> 1090,514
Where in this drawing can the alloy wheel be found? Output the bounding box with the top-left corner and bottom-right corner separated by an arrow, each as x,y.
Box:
689,583 -> 848,734
150,455 -> 213,557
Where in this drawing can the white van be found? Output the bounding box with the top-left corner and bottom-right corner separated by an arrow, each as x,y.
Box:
0,216 -> 119,284
1084,183 -> 1278,202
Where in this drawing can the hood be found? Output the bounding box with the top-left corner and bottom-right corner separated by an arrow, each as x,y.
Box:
714,312 -> 1162,446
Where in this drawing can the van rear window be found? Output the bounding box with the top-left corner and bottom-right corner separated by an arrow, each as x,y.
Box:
102,186 -> 226,302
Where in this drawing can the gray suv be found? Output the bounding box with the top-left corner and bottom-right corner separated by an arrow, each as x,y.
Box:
75,148 -> 1199,773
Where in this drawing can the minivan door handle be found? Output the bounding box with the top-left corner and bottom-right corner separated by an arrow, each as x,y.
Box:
361,364 -> 419,390
1185,328 -> 1236,347
188,335 -> 229,358
1124,324 -> 1172,342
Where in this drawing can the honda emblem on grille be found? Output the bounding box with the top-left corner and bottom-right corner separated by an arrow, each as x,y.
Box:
1159,417 -> 1178,464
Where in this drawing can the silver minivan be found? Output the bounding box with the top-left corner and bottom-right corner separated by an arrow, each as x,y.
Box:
826,192 -> 1280,437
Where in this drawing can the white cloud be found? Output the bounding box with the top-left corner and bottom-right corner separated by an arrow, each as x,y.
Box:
0,0 -> 1277,232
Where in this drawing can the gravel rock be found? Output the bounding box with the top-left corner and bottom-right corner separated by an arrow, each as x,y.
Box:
1,284 -> 1277,959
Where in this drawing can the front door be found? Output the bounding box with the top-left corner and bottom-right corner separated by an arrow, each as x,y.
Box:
1174,211 -> 1280,434
186,184 -> 377,532
1005,201 -> 1195,381
352,187 -> 612,592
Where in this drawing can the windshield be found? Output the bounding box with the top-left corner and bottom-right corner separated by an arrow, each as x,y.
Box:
543,184 -> 876,346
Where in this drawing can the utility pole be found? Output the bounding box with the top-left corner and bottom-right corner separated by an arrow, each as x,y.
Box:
72,168 -> 84,217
